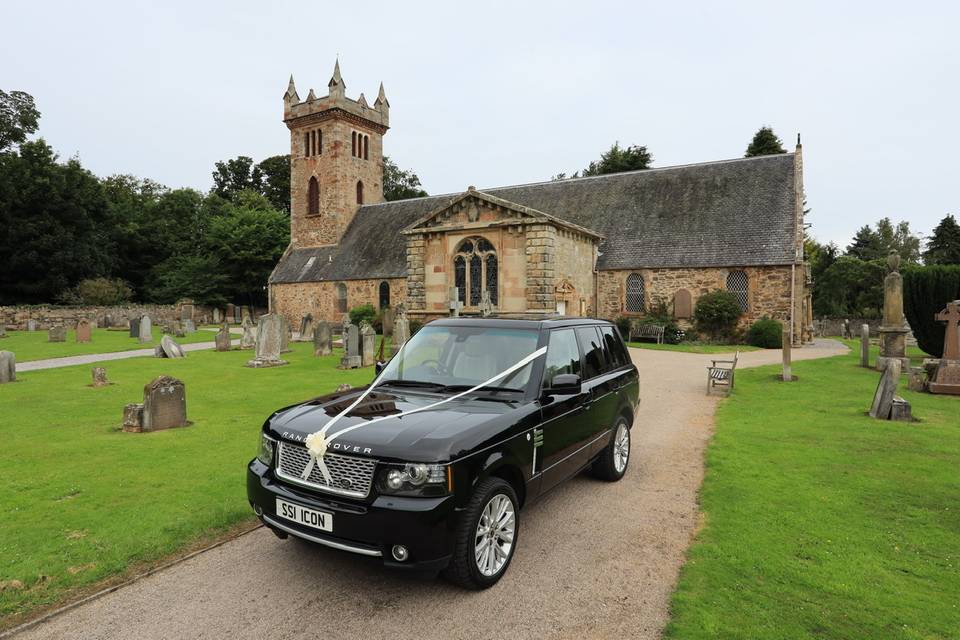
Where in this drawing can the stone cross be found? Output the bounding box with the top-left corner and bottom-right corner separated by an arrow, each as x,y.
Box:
860,324 -> 870,368
246,313 -> 288,368
76,319 -> 92,343
215,323 -> 232,352
48,325 -> 66,342
314,321 -> 332,356
360,323 -> 376,367
448,286 -> 463,317
935,300 -> 960,361
392,305 -> 409,357
138,315 -> 153,344
0,351 -> 15,383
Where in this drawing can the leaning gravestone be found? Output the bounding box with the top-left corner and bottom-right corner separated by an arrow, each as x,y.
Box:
240,318 -> 256,349
0,351 -> 15,383
340,323 -> 361,369
138,315 -> 153,344
314,321 -> 332,356
391,305 -> 409,357
48,325 -> 66,342
298,313 -> 314,342
246,313 -> 288,368
159,335 -> 186,358
76,319 -> 92,343
91,366 -> 109,387
869,359 -> 908,420
123,375 -> 189,433
361,323 -> 376,367
215,324 -> 232,352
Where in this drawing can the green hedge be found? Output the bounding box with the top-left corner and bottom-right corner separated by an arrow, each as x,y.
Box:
745,317 -> 783,348
903,265 -> 960,357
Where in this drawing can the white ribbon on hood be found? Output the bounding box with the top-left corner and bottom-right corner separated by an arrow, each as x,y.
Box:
299,344 -> 548,483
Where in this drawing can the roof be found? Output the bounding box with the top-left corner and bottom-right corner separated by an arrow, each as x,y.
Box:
430,315 -> 610,329
271,153 -> 799,284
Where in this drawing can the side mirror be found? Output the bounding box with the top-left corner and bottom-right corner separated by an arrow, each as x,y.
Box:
375,360 -> 387,375
548,373 -> 581,394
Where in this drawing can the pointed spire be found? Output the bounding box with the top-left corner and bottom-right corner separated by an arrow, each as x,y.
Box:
329,58 -> 344,88
284,74 -> 299,100
374,82 -> 390,109
357,92 -> 368,108
307,88 -> 317,101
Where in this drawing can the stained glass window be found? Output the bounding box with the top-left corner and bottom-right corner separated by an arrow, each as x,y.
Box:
453,236 -> 497,309
486,254 -> 498,305
454,256 -> 466,305
469,254 -> 482,306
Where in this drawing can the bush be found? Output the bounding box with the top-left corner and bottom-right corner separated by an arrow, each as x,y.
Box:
58,277 -> 133,305
694,290 -> 742,341
745,317 -> 783,348
349,304 -> 376,327
903,264 -> 960,357
613,316 -> 632,338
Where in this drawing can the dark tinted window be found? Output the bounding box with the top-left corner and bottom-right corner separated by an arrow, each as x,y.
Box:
543,329 -> 581,386
600,325 -> 629,368
575,327 -> 605,379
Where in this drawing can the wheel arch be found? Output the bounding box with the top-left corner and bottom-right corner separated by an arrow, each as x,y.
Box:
474,451 -> 527,508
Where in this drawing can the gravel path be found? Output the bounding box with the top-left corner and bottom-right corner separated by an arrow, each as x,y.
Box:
11,340 -> 847,640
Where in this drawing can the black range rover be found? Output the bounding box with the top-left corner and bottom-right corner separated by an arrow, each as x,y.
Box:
247,316 -> 639,589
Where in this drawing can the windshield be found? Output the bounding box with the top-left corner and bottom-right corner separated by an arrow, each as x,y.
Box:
379,325 -> 540,391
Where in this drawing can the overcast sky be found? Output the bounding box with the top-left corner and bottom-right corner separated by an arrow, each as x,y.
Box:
3,0 -> 958,248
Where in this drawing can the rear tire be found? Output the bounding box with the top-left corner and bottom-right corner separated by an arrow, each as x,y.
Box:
443,477 -> 519,590
592,415 -> 631,481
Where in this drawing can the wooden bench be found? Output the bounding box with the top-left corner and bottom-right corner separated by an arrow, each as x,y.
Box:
706,351 -> 740,396
629,323 -> 665,345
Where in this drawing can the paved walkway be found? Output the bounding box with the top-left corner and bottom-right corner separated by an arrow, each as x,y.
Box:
11,340 -> 847,640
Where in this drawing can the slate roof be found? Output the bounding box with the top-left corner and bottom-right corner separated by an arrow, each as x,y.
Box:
271,153 -> 799,284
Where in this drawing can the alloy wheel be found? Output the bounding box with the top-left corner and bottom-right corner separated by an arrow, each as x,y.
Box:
474,494 -> 515,577
613,422 -> 630,473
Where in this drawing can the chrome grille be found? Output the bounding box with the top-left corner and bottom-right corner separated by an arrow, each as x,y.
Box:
276,441 -> 377,498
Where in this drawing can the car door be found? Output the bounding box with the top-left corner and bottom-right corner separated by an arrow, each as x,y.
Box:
575,326 -> 619,454
537,328 -> 590,493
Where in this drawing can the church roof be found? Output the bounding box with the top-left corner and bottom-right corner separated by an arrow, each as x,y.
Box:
270,153 -> 799,284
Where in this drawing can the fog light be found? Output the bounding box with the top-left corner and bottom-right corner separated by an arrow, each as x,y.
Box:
391,545 -> 409,562
253,503 -> 263,516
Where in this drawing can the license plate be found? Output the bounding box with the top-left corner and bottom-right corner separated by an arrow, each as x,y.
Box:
275,498 -> 333,532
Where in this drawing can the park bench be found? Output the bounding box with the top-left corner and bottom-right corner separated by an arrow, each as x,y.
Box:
630,323 -> 665,345
706,351 -> 740,396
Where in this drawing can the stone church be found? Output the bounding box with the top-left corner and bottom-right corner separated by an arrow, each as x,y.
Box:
270,62 -> 811,343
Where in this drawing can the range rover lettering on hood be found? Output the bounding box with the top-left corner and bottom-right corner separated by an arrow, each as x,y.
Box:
282,431 -> 373,455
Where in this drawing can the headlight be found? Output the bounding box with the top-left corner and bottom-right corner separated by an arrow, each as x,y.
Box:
378,463 -> 450,497
256,433 -> 276,466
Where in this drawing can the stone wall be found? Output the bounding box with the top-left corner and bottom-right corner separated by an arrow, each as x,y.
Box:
552,229 -> 596,315
597,265 -> 796,329
524,224 -> 557,311
0,304 -> 217,331
271,278 -> 406,328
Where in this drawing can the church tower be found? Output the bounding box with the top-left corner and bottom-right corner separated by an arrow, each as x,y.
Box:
283,60 -> 389,248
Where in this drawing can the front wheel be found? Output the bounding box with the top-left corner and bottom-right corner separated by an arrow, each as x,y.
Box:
592,416 -> 631,481
443,477 -> 519,590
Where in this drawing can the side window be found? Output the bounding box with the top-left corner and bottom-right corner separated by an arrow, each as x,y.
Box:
575,327 -> 605,380
542,329 -> 581,387
600,325 -> 630,368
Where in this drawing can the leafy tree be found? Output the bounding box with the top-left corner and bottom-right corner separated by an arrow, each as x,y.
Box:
256,154 -> 291,212
845,225 -> 883,261
146,254 -> 230,306
211,155 -> 260,201
875,217 -> 922,263
693,290 -> 742,341
903,265 -> 960,356
744,126 -> 786,157
382,156 -> 427,201
923,214 -> 960,265
0,90 -> 40,151
582,142 -> 652,176
814,256 -> 885,316
58,277 -> 133,305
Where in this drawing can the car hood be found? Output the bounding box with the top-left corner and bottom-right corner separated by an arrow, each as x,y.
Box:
265,386 -> 533,462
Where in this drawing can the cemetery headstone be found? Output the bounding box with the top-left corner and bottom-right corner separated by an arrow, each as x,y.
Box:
340,323 -> 361,369
860,324 -> 870,368
27,319 -> 37,332
159,335 -> 186,358
241,306 -> 251,323
123,375 -> 189,432
869,359 -> 904,420
48,325 -> 66,342
213,308 -> 221,324
890,397 -> 913,421
76,319 -> 92,343
314,321 -> 332,356
171,321 -> 186,338
183,319 -> 196,334
138,315 -> 153,344
479,291 -> 493,317
908,367 -> 926,392
674,289 -> 693,319
102,314 -> 113,329
240,318 -> 256,349
245,313 -> 288,367
215,324 -> 232,352
179,301 -> 194,322
281,315 -> 292,353
0,325 -> 6,338
0,351 -> 15,383
225,304 -> 235,324
448,286 -> 463,317
298,313 -> 315,342
928,299 -> 960,395
382,307 -> 395,337
129,317 -> 139,338
91,366 -> 110,387
876,251 -> 910,371
361,323 -> 376,367
392,304 -> 409,357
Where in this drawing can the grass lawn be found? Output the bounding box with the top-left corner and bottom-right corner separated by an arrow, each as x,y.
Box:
0,342 -> 375,626
666,347 -> 960,638
627,341 -> 762,354
1,328 -> 216,362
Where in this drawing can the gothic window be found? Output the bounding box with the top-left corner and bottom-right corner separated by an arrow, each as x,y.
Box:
303,132 -> 310,157
336,283 -> 348,313
352,131 -> 357,157
363,135 -> 369,160
625,273 -> 645,313
317,129 -> 322,154
727,270 -> 749,312
379,281 -> 390,308
307,176 -> 320,216
453,236 -> 498,308
356,180 -> 364,204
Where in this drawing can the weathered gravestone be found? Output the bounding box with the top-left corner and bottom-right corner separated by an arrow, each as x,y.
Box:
215,324 -> 232,352
908,367 -> 926,392
340,323 -> 361,369
241,306 -> 251,323
281,315 -> 292,353
479,290 -> 493,317
361,323 -> 376,367
101,314 -> 113,329
876,251 -> 910,371
159,335 -> 186,358
298,313 -> 315,342
213,308 -> 221,324
183,319 -> 196,334
27,319 -> 37,332
91,366 -> 110,387
869,359 -> 911,421
381,307 -> 395,337
0,351 -> 15,383
674,288 -> 693,320
314,321 -> 332,356
240,317 -> 256,349
48,325 -> 66,342
448,286 -> 463,317
138,315 -> 153,344
123,375 -> 189,432
179,301 -> 194,322
129,317 -> 139,338
860,324 -> 870,368
225,304 -> 235,324
76,319 -> 92,343
392,304 -> 410,357
246,313 -> 288,367
928,299 -> 960,395
0,325 -> 6,338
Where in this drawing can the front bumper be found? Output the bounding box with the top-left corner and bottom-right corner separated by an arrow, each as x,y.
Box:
247,459 -> 456,570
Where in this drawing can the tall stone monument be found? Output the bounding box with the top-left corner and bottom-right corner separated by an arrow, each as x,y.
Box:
928,300 -> 960,395
860,324 -> 871,368
360,323 -> 376,367
246,313 -> 288,367
876,251 -> 910,372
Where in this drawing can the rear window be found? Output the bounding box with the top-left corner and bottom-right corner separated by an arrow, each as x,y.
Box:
575,326 -> 605,380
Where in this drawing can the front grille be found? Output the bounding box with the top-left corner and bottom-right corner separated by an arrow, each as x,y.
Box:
276,441 -> 377,499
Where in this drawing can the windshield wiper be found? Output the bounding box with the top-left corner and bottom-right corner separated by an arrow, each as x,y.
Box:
377,379 -> 446,389
439,384 -> 524,394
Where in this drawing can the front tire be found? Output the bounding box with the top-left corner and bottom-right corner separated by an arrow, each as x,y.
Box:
592,416 -> 631,481
443,477 -> 519,590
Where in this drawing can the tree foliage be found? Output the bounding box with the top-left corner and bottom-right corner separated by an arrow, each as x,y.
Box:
745,317 -> 783,348
694,290 -> 742,341
211,154 -> 291,212
923,214 -> 960,265
0,90 -> 40,151
58,277 -> 133,305
554,142 -> 653,180
903,265 -> 960,357
814,256 -> 885,317
744,127 -> 786,157
383,156 -> 428,201
845,218 -> 922,263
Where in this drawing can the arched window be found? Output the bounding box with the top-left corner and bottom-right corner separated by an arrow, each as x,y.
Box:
356,180 -> 364,204
336,283 -> 348,313
726,270 -> 749,312
351,131 -> 357,157
303,132 -> 310,157
378,281 -> 390,308
625,273 -> 645,313
307,176 -> 320,216
453,236 -> 498,307
363,135 -> 369,160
